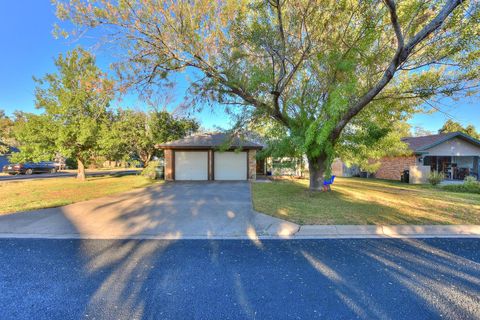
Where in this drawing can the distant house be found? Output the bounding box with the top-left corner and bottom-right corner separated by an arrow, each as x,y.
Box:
374,132 -> 480,183
255,156 -> 359,179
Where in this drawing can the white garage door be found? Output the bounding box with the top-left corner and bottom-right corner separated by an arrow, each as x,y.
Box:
214,151 -> 247,180
175,151 -> 208,180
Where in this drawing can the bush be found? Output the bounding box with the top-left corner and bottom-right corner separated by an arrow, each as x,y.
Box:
442,183 -> 480,194
128,160 -> 142,168
464,175 -> 478,186
141,161 -> 162,180
442,176 -> 480,194
427,171 -> 444,186
65,157 -> 78,169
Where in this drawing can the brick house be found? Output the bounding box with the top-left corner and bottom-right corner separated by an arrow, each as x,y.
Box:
157,132 -> 262,181
374,132 -> 480,182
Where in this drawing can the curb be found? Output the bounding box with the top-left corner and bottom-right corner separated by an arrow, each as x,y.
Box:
293,225 -> 480,239
1,225 -> 479,240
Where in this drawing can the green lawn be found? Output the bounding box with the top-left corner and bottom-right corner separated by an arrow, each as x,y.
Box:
0,175 -> 156,215
252,177 -> 480,225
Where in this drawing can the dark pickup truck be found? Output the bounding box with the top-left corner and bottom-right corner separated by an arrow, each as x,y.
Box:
2,162 -> 58,175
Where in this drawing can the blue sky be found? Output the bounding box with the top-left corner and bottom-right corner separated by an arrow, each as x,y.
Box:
0,1 -> 478,133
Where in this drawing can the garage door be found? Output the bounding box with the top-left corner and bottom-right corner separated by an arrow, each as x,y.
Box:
214,151 -> 247,180
175,151 -> 208,180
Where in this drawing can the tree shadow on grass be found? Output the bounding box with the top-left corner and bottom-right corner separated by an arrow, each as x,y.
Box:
276,179 -> 478,225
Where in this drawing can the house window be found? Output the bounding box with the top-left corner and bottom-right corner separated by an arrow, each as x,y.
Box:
452,156 -> 474,180
423,156 -> 432,166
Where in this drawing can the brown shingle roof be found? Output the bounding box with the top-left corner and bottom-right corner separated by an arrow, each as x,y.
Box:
156,132 -> 263,150
402,131 -> 480,152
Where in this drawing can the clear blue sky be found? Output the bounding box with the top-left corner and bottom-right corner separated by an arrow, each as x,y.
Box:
1,1 -> 478,133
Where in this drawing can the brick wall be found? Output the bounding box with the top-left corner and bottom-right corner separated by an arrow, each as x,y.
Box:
374,156 -> 417,181
248,150 -> 257,180
164,149 -> 173,181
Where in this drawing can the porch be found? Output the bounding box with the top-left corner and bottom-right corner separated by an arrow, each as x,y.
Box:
422,155 -> 479,180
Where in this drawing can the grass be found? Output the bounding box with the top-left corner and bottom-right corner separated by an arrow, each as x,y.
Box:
252,177 -> 480,225
0,175 -> 156,215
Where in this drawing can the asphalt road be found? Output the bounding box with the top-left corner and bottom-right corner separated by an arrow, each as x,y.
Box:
0,169 -> 139,181
0,238 -> 479,320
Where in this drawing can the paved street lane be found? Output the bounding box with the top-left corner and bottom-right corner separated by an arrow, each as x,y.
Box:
0,170 -> 139,182
0,239 -> 479,320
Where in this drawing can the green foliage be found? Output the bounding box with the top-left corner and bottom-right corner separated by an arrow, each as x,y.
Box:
442,177 -> 480,194
101,109 -> 199,167
55,0 -> 480,188
0,110 -> 15,154
428,171 -> 445,186
338,121 -> 412,173
10,113 -> 57,163
465,176 -> 479,185
141,160 -> 161,180
20,48 -> 113,163
65,157 -> 78,169
12,48 -> 114,178
439,120 -> 480,139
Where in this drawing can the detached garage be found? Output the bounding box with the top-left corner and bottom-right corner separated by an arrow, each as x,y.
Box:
157,132 -> 263,181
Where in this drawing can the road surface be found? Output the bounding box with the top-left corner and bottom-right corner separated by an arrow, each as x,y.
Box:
0,169 -> 139,181
0,238 -> 479,319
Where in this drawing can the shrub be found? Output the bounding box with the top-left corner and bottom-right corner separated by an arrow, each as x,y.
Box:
464,175 -> 478,186
128,160 -> 142,168
427,171 -> 444,186
442,176 -> 480,194
141,161 -> 161,180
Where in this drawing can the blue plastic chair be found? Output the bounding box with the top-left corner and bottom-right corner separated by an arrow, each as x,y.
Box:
323,175 -> 336,191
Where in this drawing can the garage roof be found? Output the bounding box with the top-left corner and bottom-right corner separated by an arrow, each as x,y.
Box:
156,132 -> 263,150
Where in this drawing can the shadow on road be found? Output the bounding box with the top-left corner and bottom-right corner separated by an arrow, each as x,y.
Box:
1,236 -> 479,319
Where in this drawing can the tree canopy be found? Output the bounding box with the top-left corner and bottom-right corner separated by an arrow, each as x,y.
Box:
0,110 -> 15,154
439,119 -> 480,139
12,48 -> 198,176
13,48 -> 115,180
55,0 -> 480,189
100,109 -> 199,167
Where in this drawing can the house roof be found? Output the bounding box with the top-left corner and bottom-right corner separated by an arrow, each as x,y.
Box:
402,131 -> 480,153
156,132 -> 263,150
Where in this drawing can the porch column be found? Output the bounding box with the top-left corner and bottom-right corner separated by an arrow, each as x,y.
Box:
474,156 -> 479,179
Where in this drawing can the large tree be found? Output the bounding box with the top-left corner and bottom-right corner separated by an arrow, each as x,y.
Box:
100,109 -> 199,167
16,48 -> 114,180
55,0 -> 480,190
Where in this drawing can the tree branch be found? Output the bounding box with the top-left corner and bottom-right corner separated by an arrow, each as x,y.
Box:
332,0 -> 465,141
384,0 -> 404,50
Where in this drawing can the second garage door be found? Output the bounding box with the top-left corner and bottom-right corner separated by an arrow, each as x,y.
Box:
175,151 -> 208,180
214,151 -> 247,180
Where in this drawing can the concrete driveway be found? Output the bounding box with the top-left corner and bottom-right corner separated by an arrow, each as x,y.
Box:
0,182 -> 298,239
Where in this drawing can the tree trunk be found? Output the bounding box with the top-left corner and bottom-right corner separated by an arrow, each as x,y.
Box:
142,154 -> 152,168
139,150 -> 152,168
308,155 -> 327,191
77,159 -> 86,181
